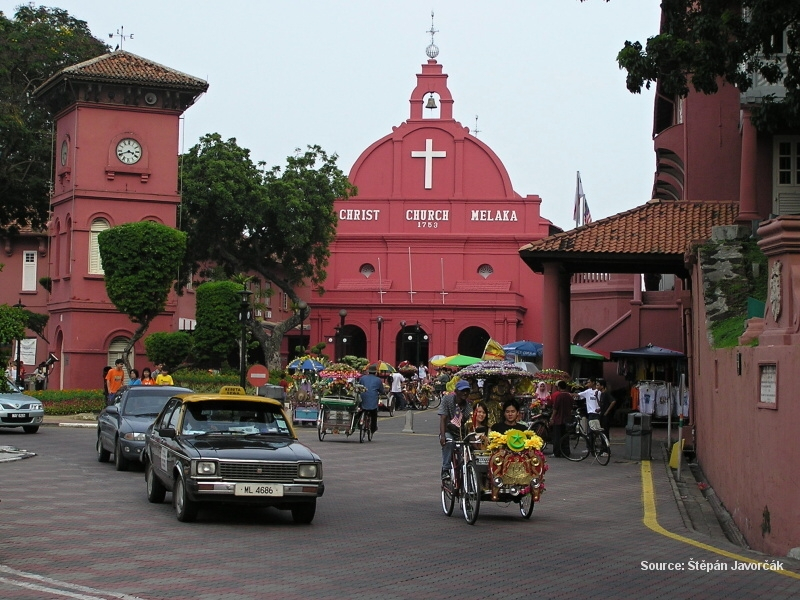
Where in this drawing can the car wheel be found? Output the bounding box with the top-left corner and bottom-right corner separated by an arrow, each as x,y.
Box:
114,439 -> 129,471
146,462 -> 167,504
174,474 -> 198,522
22,425 -> 39,434
291,499 -> 316,524
96,433 -> 111,463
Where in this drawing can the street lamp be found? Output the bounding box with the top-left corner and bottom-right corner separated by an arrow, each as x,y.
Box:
238,289 -> 253,388
376,316 -> 383,359
297,300 -> 308,352
336,309 -> 347,361
12,299 -> 25,387
415,321 -> 422,366
399,320 -> 406,363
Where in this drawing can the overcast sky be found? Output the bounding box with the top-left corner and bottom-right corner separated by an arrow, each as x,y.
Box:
4,0 -> 663,231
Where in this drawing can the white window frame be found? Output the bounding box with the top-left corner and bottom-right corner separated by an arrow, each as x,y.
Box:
89,218 -> 110,274
22,250 -> 37,291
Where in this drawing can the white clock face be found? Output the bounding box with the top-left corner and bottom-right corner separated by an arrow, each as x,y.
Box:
116,138 -> 142,165
60,140 -> 68,166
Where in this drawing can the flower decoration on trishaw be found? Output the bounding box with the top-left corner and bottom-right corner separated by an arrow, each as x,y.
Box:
313,363 -> 365,398
484,430 -> 548,502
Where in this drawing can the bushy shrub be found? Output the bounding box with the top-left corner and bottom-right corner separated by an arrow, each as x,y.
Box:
26,389 -> 105,415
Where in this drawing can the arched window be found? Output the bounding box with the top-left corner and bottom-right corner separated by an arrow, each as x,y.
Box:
108,337 -> 133,382
360,263 -> 375,278
478,264 -> 494,279
89,218 -> 110,274
66,216 -> 72,274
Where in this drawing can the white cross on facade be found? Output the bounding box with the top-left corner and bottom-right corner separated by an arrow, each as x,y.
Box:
411,138 -> 446,189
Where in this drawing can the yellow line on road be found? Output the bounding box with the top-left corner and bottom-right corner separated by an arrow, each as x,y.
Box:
641,460 -> 800,579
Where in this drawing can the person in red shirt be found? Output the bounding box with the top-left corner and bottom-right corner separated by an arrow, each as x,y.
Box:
549,380 -> 575,458
105,359 -> 125,404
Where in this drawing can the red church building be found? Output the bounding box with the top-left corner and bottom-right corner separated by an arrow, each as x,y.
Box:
304,51 -> 554,364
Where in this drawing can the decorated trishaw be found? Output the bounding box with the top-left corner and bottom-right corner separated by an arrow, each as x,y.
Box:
441,360 -> 548,523
315,364 -> 367,442
286,356 -> 328,426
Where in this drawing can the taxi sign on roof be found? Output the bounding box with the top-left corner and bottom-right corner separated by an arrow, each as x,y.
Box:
220,385 -> 246,395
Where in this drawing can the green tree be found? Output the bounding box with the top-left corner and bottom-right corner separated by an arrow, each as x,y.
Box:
608,0 -> 800,130
0,5 -> 106,233
0,303 -> 27,392
179,134 -> 355,369
98,221 -> 187,369
143,331 -> 192,372
192,281 -> 241,369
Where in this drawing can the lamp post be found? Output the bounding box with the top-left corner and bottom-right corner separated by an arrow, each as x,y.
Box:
399,320 -> 406,363
238,289 -> 253,388
376,316 -> 383,359
12,299 -> 25,387
337,309 -> 347,361
415,321 -> 422,366
297,300 -> 308,352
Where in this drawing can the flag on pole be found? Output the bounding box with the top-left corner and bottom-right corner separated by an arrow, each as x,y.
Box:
574,171 -> 584,226
583,198 -> 592,225
482,338 -> 506,361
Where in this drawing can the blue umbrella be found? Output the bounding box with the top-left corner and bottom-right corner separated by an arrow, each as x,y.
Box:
502,340 -> 543,359
287,358 -> 326,372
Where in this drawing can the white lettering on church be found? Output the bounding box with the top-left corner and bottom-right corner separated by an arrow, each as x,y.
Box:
411,139 -> 446,189
470,209 -> 518,222
405,209 -> 450,222
338,209 -> 381,221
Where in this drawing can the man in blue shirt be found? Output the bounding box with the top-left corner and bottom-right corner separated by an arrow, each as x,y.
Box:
359,366 -> 384,434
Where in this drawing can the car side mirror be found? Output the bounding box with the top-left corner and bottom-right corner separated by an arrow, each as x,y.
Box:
105,405 -> 119,415
157,427 -> 176,439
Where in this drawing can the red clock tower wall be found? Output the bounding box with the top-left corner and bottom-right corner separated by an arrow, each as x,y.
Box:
35,51 -> 208,389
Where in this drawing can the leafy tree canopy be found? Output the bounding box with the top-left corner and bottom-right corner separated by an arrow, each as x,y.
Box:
180,134 -> 355,367
144,331 -> 192,373
0,5 -> 106,233
192,281 -> 242,369
98,221 -> 186,366
607,0 -> 800,130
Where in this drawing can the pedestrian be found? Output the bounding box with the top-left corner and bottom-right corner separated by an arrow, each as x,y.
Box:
155,366 -> 174,386
105,359 -> 125,404
577,377 -> 600,445
34,362 -> 48,391
358,366 -> 383,434
140,368 -> 156,385
598,378 -> 617,441
129,368 -> 142,385
549,380 -> 574,457
151,363 -> 163,380
390,370 -> 407,410
438,379 -> 472,480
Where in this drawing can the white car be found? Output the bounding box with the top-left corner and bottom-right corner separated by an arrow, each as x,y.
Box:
0,379 -> 44,433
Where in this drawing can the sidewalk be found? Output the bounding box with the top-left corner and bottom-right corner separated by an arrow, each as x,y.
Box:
41,413 -> 97,428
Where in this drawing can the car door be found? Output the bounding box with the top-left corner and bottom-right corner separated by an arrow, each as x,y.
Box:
150,398 -> 183,488
98,387 -> 127,451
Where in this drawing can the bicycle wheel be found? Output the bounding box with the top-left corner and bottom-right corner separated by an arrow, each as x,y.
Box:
461,463 -> 481,525
427,391 -> 442,410
561,431 -> 589,462
441,464 -> 456,516
594,433 -> 611,465
317,410 -> 326,442
531,420 -> 550,452
519,491 -> 534,519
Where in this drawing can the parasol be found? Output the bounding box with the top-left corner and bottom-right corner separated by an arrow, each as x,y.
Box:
609,344 -> 685,359
570,344 -> 607,361
365,360 -> 396,374
502,340 -> 543,359
430,354 -> 482,368
287,357 -> 327,372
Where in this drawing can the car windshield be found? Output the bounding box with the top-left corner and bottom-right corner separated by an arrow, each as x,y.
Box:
123,393 -> 175,417
1,379 -> 22,394
181,400 -> 291,436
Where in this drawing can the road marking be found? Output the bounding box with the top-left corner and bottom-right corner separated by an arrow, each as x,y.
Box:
0,566 -> 147,599
640,461 -> 800,580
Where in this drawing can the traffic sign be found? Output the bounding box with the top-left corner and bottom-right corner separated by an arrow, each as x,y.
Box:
246,364 -> 269,388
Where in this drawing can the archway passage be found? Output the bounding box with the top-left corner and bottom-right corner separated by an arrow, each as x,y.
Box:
394,325 -> 430,366
340,325 -> 366,361
458,326 -> 489,359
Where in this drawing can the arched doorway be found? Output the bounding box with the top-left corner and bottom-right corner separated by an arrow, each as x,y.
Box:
108,336 -> 132,382
458,326 -> 489,359
339,325 -> 366,361
395,324 -> 429,365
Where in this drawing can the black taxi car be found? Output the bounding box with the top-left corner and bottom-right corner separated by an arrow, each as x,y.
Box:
142,387 -> 324,523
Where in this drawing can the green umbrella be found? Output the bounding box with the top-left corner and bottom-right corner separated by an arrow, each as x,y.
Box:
570,344 -> 606,361
431,354 -> 482,367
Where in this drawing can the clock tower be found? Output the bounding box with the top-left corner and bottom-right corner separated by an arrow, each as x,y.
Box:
34,51 -> 208,389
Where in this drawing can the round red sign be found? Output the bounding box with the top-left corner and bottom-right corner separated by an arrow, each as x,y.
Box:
246,364 -> 269,388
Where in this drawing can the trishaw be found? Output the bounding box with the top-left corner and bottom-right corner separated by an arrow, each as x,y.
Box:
314,364 -> 369,442
440,360 -> 548,524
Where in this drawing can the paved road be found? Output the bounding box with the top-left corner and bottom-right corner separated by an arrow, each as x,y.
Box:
1,412 -> 798,599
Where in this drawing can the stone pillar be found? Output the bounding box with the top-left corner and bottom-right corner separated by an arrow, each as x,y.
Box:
737,106 -> 761,223
756,216 -> 800,345
542,262 -> 571,370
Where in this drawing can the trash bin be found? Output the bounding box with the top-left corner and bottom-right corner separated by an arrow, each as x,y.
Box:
257,384 -> 285,401
624,412 -> 652,460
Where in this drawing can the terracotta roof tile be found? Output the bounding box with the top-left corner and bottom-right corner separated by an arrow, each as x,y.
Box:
35,50 -> 208,94
521,200 -> 738,255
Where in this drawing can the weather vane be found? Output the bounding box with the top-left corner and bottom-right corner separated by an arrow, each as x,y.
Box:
109,26 -> 134,51
472,115 -> 481,137
425,10 -> 439,59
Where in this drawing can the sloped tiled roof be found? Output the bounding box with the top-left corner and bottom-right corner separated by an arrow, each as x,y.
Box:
519,200 -> 739,274
35,50 -> 208,95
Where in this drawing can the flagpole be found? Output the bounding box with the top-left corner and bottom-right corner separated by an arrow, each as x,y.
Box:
408,247 -> 415,304
574,171 -> 581,229
378,257 -> 384,304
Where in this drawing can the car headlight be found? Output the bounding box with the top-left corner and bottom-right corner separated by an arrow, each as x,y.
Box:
122,432 -> 146,441
196,461 -> 217,476
298,463 -> 319,478
28,403 -> 43,411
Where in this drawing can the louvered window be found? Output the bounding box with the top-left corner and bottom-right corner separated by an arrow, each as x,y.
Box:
22,251 -> 37,291
89,219 -> 110,274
